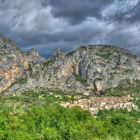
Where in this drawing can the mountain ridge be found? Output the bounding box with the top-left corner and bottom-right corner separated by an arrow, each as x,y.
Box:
0,34 -> 140,95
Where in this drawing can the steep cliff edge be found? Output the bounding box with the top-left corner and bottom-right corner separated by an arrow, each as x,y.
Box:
0,34 -> 30,92
0,34 -> 140,95
41,45 -> 140,95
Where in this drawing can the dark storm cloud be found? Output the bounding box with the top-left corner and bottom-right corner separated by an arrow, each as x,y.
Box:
0,0 -> 140,57
49,0 -> 114,24
126,2 -> 140,22
102,0 -> 140,22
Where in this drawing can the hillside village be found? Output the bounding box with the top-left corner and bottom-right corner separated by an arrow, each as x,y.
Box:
61,95 -> 138,114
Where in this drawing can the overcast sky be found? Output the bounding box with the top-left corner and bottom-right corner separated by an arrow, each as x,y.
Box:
0,0 -> 140,57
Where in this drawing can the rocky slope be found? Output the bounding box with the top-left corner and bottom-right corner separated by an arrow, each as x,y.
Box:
0,34 -> 140,95
0,34 -> 29,93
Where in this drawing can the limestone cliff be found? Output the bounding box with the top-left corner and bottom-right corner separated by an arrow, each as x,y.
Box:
0,34 -> 29,92
0,34 -> 140,95
43,45 -> 140,94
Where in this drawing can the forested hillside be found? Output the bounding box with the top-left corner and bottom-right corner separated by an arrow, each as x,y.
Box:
0,91 -> 139,140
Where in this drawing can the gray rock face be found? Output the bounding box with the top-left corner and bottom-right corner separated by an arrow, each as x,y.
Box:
43,45 -> 140,94
0,34 -> 140,95
0,34 -> 29,92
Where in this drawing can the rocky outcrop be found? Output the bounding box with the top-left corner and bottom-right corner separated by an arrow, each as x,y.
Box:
0,34 -> 140,95
41,45 -> 140,94
0,34 -> 30,92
